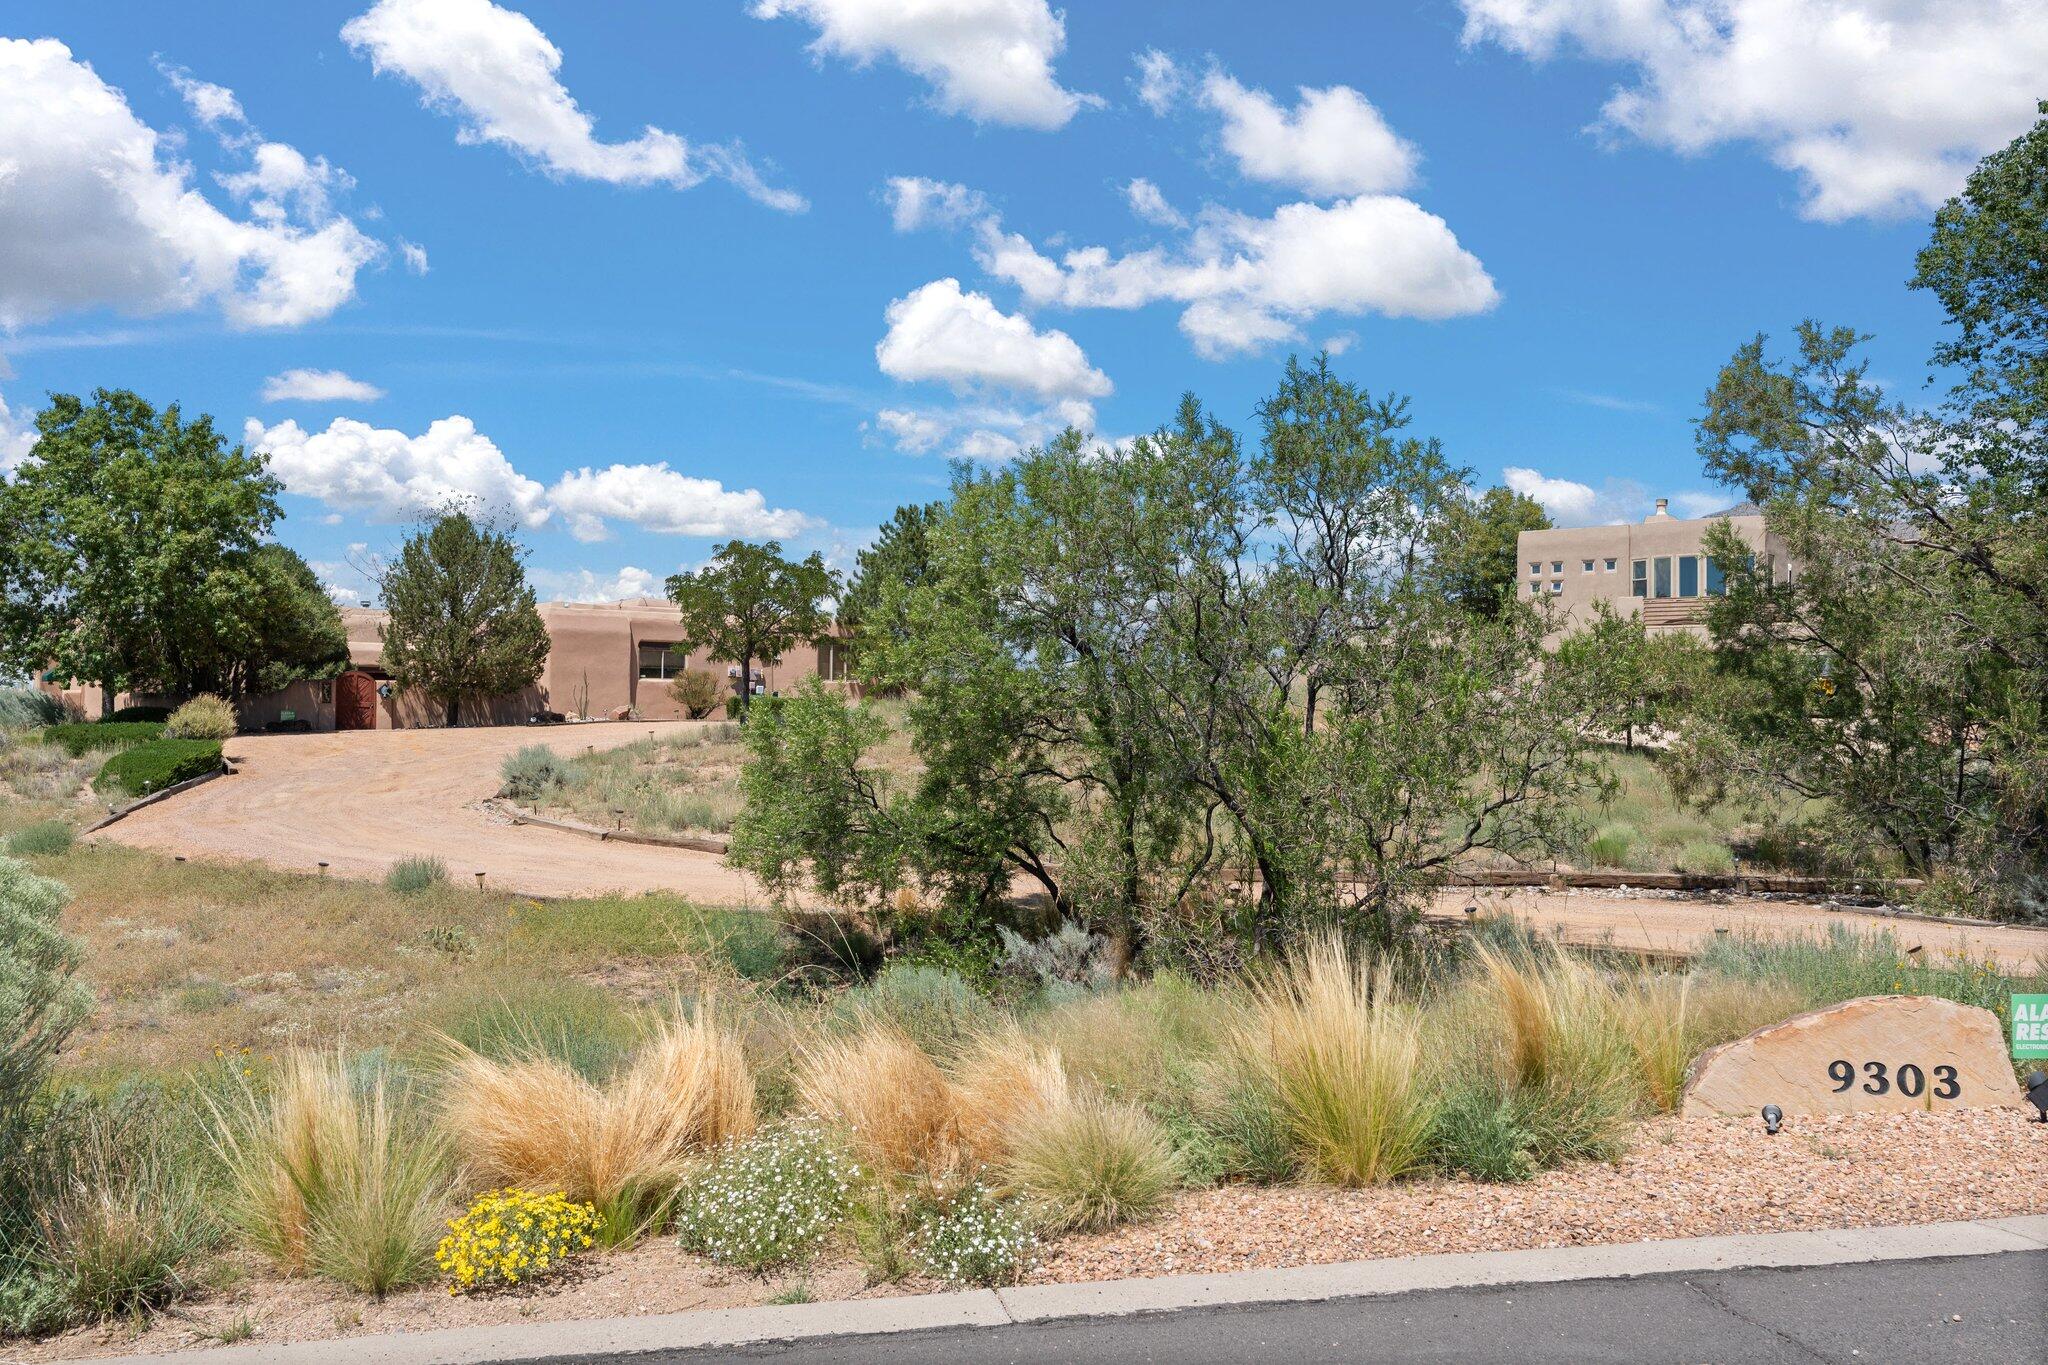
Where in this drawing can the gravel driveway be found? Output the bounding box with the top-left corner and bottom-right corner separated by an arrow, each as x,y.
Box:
93,721 -> 769,902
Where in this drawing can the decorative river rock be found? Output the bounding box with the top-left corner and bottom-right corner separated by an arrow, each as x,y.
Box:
1680,995 -> 2021,1119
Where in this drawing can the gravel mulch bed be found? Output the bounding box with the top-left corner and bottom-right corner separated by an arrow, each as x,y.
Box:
16,1110 -> 2041,1360
1035,1108 -> 2048,1284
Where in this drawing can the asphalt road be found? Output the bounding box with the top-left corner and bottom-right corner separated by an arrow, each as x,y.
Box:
544,1252 -> 2048,1365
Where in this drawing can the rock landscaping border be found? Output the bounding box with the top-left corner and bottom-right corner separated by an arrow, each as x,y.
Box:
81,763 -> 230,833
479,797 -> 730,854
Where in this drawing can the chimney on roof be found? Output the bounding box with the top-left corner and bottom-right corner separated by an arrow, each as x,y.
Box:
1649,498 -> 1670,521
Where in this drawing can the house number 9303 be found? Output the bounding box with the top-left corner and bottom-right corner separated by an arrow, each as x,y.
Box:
1827,1059 -> 1959,1099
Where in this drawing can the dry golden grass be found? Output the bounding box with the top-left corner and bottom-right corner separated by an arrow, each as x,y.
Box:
1241,935 -> 1433,1187
795,1027 -> 960,1174
439,1001 -> 755,1210
952,1028 -> 1072,1165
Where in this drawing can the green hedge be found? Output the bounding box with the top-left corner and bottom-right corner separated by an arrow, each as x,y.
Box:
93,739 -> 223,796
40,721 -> 167,756
108,705 -> 173,723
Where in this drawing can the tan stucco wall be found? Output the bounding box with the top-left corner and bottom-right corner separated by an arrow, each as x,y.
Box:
39,597 -> 848,732
1517,508 -> 1787,639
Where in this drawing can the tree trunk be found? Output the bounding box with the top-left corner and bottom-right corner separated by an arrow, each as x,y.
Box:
99,679 -> 115,720
736,654 -> 753,722
444,695 -> 461,728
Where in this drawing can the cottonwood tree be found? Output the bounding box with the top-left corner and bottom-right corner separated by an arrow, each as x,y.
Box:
378,511 -> 549,727
0,390 -> 282,713
666,540 -> 836,721
160,544 -> 351,701
733,359 -> 1622,953
1435,485 -> 1553,618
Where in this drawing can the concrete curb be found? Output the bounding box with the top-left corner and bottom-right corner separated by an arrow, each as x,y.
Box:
98,1217 -> 2048,1365
478,799 -> 729,855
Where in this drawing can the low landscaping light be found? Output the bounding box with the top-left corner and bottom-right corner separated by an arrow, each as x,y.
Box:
1761,1104 -> 1783,1136
474,871 -> 486,891
317,861 -> 328,875
2026,1072 -> 2048,1123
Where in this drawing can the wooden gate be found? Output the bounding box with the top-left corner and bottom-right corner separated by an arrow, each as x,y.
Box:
336,671 -> 378,731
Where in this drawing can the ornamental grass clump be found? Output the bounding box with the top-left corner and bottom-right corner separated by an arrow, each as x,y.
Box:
440,1002 -> 754,1240
1241,934 -> 1433,1187
1468,945 -> 1639,1166
435,1189 -> 600,1294
212,1050 -> 455,1294
910,1181 -> 1035,1287
1000,1095 -> 1177,1233
949,1029 -> 1070,1165
795,1028 -> 959,1175
675,1121 -> 860,1272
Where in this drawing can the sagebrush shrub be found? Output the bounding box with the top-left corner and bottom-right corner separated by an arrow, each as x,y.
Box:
833,964 -> 993,1058
164,694 -> 237,741
675,1121 -> 859,1272
436,1188 -> 600,1294
499,745 -> 574,801
0,687 -> 68,730
668,670 -> 724,720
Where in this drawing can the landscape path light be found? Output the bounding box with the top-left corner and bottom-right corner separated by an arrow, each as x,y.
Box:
2027,1071 -> 2047,1123
475,871 -> 487,892
1761,1104 -> 1783,1136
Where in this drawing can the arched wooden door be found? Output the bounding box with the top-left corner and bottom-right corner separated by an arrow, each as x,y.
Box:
335,671 -> 378,731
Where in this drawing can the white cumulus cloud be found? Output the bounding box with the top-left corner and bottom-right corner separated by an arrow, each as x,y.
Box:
1124,178 -> 1187,229
546,463 -> 818,542
246,414 -> 551,528
399,240 -> 430,274
1141,54 -> 1420,198
877,278 -> 1112,405
978,196 -> 1499,359
342,0 -> 804,211
753,0 -> 1096,130
1503,466 -> 1730,526
0,39 -> 382,330
883,176 -> 991,232
528,565 -> 667,603
0,386 -> 36,476
261,369 -> 387,403
1458,0 -> 2048,221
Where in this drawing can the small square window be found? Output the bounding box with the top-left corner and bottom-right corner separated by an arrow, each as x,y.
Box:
1581,559 -> 1594,572
1529,561 -> 1541,575
1551,561 -> 1563,573
1550,580 -> 1563,593
1604,558 -> 1617,571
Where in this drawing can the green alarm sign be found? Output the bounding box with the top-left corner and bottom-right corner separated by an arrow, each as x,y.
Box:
2014,994 -> 2048,1060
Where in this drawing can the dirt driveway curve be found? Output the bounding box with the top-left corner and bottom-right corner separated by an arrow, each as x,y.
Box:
96,721 -> 768,903
95,723 -> 2048,969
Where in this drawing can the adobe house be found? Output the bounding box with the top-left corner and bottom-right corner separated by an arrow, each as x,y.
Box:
1515,499 -> 1793,641
46,596 -> 852,732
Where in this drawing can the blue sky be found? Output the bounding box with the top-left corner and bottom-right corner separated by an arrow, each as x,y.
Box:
2,0 -> 2041,605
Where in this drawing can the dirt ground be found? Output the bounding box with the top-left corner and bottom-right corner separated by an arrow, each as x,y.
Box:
94,723 -> 2048,968
18,1108 -> 2043,1361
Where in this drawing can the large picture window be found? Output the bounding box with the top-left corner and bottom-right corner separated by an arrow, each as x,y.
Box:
1631,559 -> 1647,597
1706,556 -> 1726,595
637,643 -> 684,679
1678,556 -> 1699,597
1652,557 -> 1672,598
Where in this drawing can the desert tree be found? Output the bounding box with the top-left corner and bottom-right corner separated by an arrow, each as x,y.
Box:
665,540 -> 836,721
377,511 -> 549,728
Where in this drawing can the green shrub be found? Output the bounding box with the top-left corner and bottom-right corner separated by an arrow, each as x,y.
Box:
669,670 -> 724,720
5,821 -> 73,857
40,721 -> 165,757
0,687 -> 68,730
93,739 -> 223,796
499,744 -> 574,801
164,694 -> 237,740
832,964 -> 993,1057
1673,839 -> 1735,875
1582,822 -> 1639,869
911,1181 -> 1035,1287
676,1122 -> 859,1272
385,856 -> 448,895
1428,1084 -> 1538,1183
108,706 -> 172,723
1001,1097 -> 1177,1233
